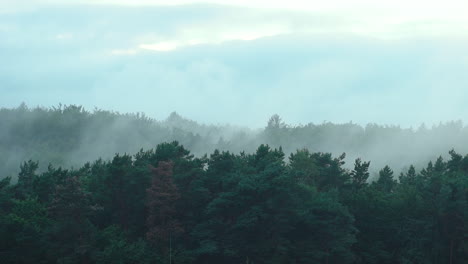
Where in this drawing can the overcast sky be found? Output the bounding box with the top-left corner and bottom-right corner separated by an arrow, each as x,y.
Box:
1,0 -> 468,127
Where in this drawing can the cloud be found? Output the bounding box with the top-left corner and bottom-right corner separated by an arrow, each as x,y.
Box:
2,1 -> 468,39
139,42 -> 179,52
1,4 -> 468,128
110,48 -> 138,55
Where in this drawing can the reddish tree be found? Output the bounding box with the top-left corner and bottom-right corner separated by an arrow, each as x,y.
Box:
146,161 -> 183,246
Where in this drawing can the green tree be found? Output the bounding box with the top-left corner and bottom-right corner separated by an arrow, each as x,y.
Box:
350,158 -> 370,189
47,175 -> 98,263
16,160 -> 39,199
0,198 -> 50,263
375,165 -> 396,193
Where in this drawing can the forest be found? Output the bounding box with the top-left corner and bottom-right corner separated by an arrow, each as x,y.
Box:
2,104 -> 468,178
0,105 -> 467,263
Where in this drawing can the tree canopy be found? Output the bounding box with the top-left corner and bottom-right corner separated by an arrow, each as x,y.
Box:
1,141 -> 467,263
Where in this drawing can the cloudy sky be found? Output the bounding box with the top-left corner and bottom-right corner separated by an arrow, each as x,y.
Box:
1,0 -> 468,127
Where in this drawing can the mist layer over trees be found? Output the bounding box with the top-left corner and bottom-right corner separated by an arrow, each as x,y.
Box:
2,104 -> 468,179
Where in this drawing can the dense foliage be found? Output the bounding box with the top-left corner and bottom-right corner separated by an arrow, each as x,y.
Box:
0,141 -> 467,263
0,104 -> 251,178
3,104 -> 468,178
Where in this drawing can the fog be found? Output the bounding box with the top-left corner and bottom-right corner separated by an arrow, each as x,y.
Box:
2,3 -> 468,179
1,105 -> 468,181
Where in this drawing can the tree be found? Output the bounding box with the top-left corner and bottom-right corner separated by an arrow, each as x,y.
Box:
399,165 -> 417,185
0,198 -> 50,263
264,115 -> 287,147
47,175 -> 98,263
351,158 -> 370,189
288,149 -> 319,186
16,160 -> 39,198
146,161 -> 183,262
375,165 -> 396,192
93,225 -> 154,264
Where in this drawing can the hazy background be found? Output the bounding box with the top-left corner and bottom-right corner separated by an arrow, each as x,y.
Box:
1,0 -> 468,128
2,105 -> 468,181
2,0 -> 468,179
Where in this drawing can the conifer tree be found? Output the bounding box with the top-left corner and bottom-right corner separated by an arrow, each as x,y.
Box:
146,161 -> 183,256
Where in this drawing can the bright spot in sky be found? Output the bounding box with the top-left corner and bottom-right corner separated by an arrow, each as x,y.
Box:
139,42 -> 179,52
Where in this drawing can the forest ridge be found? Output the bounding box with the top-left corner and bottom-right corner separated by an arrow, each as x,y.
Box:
2,104 -> 468,179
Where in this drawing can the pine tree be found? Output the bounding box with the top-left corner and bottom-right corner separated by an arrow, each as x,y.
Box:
16,160 -> 39,198
375,165 -> 396,192
48,175 -> 97,263
351,158 -> 370,189
146,161 -> 183,254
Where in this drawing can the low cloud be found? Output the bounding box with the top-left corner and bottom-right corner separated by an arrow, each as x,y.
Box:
1,4 -> 468,127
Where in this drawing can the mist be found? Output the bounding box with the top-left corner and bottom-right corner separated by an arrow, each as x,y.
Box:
2,104 -> 467,181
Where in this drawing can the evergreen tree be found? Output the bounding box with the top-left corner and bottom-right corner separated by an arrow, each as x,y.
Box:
146,161 -> 183,261
16,160 -> 39,199
375,165 -> 396,192
47,175 -> 98,263
351,158 -> 370,189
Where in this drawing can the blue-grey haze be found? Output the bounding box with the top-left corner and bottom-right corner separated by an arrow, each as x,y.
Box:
1,4 -> 468,127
